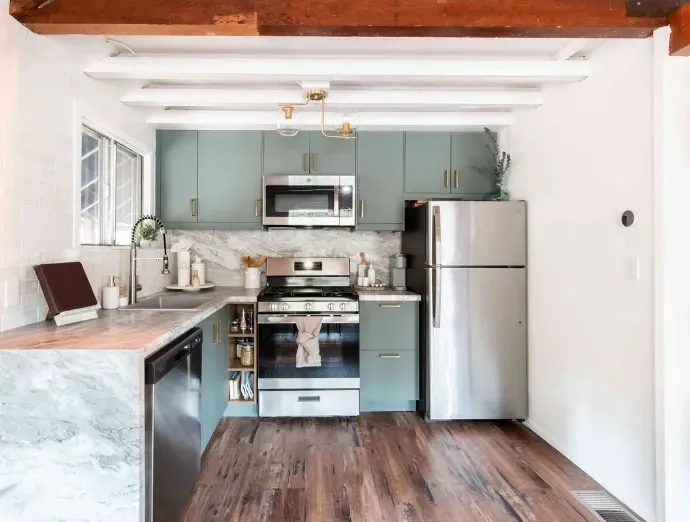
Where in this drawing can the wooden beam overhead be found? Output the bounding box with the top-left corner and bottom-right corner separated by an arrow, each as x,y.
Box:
10,0 -> 667,38
670,4 -> 690,55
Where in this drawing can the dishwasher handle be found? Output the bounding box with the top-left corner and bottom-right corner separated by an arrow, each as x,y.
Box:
145,327 -> 203,385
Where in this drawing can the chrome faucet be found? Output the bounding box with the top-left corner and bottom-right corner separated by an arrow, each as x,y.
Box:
129,215 -> 170,304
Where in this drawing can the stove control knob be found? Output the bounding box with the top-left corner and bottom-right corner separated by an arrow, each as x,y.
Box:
281,303 -> 289,311
270,303 -> 278,311
327,303 -> 336,311
304,303 -> 313,311
339,303 -> 348,311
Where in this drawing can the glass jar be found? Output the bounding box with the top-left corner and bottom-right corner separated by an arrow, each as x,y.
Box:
240,344 -> 254,367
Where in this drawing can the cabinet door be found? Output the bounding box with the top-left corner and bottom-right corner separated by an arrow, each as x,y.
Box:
356,132 -> 404,229
360,350 -> 419,403
263,132 -> 310,175
360,302 -> 418,353
308,131 -> 356,176
404,132 -> 452,194
158,130 -> 198,223
215,309 -> 229,420
199,312 -> 217,451
451,132 -> 495,196
198,131 -> 263,224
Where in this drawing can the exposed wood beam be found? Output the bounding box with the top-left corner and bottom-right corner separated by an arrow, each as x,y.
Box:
85,56 -> 590,83
627,0 -> 681,18
11,0 -> 666,38
122,88 -> 543,110
148,110 -> 515,131
670,4 -> 690,55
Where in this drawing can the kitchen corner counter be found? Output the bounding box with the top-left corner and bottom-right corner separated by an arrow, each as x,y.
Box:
357,289 -> 421,302
0,287 -> 261,357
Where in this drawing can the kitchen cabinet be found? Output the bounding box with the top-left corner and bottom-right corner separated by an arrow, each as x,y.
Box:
359,302 -> 419,412
158,130 -> 198,223
356,132 -> 404,231
197,131 -> 263,225
403,131 -> 496,198
199,308 -> 229,452
404,132 -> 451,194
308,131 -> 356,176
451,132 -> 495,196
263,132 -> 310,175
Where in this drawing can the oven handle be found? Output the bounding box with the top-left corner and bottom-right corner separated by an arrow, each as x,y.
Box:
259,314 -> 359,324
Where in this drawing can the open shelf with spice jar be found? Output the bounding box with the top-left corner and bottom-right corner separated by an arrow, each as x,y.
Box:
227,302 -> 257,404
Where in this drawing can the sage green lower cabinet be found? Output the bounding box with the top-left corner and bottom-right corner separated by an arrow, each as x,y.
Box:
199,308 -> 229,452
197,131 -> 263,226
359,302 -> 419,412
356,132 -> 404,231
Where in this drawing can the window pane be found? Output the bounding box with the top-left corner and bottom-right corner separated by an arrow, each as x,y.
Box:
80,129 -> 103,244
114,144 -> 141,245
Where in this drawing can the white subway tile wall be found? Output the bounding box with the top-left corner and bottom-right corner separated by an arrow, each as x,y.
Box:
0,2 -> 161,331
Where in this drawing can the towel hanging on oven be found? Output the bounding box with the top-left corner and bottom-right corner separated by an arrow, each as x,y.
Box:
295,316 -> 323,367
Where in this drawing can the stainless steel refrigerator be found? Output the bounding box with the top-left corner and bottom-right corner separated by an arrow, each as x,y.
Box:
402,201 -> 527,421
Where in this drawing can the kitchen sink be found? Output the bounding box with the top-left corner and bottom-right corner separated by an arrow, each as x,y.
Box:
123,293 -> 219,311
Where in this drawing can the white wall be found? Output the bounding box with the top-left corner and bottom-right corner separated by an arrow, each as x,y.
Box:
653,27 -> 690,522
0,3 -> 162,331
508,40 -> 656,521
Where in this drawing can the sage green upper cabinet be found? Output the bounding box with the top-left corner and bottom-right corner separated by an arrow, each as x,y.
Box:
356,132 -> 404,231
158,130 -> 198,223
263,132 -> 310,175
451,132 -> 495,196
197,131 -> 263,225
308,131 -> 356,176
404,132 -> 451,194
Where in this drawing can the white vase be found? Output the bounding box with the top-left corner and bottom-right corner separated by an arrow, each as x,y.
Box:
244,267 -> 261,288
139,239 -> 152,248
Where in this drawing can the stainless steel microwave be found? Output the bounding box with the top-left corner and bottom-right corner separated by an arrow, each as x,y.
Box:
262,175 -> 355,228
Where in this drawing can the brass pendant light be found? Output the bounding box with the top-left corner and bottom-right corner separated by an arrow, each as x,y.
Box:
277,88 -> 358,139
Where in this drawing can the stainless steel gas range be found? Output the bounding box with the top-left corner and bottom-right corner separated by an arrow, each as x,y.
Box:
257,257 -> 360,417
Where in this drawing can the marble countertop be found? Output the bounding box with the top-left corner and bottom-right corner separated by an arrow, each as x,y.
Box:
357,289 -> 421,302
0,287 -> 261,356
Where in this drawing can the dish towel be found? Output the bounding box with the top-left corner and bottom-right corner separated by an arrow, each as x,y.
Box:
295,316 -> 323,367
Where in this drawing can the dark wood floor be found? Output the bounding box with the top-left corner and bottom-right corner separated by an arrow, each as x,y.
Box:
183,413 -> 603,522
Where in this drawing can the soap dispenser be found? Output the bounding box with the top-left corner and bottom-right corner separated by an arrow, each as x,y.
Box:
102,276 -> 120,310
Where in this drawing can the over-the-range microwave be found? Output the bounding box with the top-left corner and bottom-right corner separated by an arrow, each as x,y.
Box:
262,175 -> 355,228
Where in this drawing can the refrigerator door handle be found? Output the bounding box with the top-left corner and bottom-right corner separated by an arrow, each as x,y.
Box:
432,267 -> 442,328
432,205 -> 442,267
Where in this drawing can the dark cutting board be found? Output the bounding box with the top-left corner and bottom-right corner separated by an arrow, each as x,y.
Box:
34,262 -> 98,317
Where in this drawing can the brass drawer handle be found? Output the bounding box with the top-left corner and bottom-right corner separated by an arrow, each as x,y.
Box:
444,170 -> 449,188
360,200 -> 364,219
311,153 -> 318,171
190,198 -> 197,217
454,170 -> 459,188
255,199 -> 260,217
302,153 -> 308,172
212,322 -> 218,344
379,304 -> 401,308
379,354 -> 401,359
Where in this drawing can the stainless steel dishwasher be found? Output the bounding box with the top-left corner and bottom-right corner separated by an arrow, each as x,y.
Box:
145,328 -> 203,522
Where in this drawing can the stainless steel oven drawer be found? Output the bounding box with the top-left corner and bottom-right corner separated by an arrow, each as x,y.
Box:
259,389 -> 359,417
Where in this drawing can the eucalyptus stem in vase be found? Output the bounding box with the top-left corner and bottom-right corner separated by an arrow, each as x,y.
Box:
474,127 -> 512,201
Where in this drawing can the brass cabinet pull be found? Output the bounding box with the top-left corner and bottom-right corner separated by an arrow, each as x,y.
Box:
302,153 -> 308,172
360,200 -> 364,219
212,322 -> 218,344
379,304 -> 401,308
379,354 -> 401,359
190,198 -> 197,217
454,170 -> 459,188
255,199 -> 260,218
444,170 -> 449,188
216,320 -> 223,343
312,153 -> 318,171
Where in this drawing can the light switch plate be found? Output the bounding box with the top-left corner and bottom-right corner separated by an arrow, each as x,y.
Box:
3,278 -> 20,308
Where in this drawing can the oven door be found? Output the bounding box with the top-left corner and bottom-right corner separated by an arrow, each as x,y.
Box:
262,175 -> 355,227
258,313 -> 360,390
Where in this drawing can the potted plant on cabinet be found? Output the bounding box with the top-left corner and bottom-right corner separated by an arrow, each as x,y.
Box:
475,127 -> 512,201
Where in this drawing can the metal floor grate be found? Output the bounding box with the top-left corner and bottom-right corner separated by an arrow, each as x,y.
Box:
572,491 -> 642,522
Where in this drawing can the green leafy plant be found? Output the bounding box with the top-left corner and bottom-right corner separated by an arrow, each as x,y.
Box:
474,127 -> 512,201
136,222 -> 159,242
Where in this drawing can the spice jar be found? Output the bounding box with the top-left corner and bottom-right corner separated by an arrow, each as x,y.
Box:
240,344 -> 254,367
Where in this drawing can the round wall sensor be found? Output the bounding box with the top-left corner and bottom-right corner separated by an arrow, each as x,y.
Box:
621,210 -> 638,227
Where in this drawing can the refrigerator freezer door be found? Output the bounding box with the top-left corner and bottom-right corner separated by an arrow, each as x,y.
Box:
427,267 -> 527,420
427,201 -> 526,267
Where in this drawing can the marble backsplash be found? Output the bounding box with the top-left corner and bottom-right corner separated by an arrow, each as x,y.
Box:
170,229 -> 401,286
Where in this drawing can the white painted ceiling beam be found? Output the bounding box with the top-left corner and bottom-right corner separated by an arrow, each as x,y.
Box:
123,88 -> 543,109
85,56 -> 589,83
147,110 -> 514,131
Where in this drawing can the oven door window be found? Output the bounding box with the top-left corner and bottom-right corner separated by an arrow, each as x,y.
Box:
265,186 -> 335,218
258,319 -> 359,379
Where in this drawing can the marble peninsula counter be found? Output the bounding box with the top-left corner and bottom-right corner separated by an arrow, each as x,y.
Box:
0,286 -> 260,522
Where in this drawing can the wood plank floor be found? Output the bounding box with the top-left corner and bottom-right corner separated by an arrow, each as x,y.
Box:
182,413 -> 603,522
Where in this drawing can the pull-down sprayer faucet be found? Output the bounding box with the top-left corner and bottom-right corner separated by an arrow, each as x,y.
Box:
129,215 -> 170,304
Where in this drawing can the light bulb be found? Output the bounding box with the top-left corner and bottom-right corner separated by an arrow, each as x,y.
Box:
334,110 -> 359,136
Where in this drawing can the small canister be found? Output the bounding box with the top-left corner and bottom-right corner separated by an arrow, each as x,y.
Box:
240,344 -> 254,367
191,257 -> 206,284
390,254 -> 407,269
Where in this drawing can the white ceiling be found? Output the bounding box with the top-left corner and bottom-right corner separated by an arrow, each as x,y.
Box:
56,36 -> 603,130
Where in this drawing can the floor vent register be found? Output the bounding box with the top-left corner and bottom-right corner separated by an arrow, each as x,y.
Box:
572,491 -> 642,522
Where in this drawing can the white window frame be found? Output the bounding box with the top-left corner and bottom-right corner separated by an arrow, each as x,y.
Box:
74,111 -> 154,249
